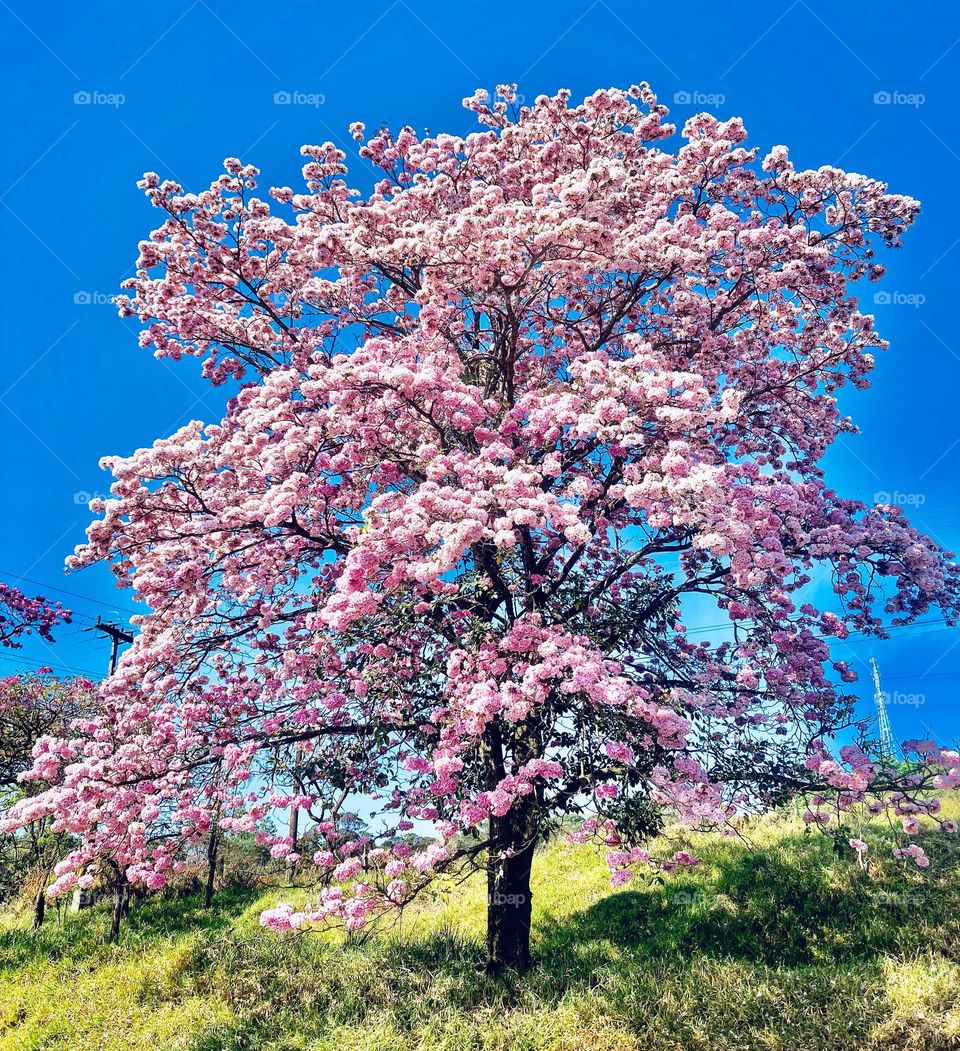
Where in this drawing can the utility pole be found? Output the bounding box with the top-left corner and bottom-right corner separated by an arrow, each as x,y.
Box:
94,616 -> 134,675
57,616 -> 134,926
78,615 -> 137,941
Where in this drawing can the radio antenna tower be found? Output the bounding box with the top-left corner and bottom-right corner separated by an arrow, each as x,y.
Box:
870,657 -> 897,760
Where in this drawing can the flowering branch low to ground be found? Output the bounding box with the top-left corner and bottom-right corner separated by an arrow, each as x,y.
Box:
4,83 -> 959,971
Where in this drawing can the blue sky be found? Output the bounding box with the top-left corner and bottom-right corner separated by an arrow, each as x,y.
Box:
1,0 -> 958,744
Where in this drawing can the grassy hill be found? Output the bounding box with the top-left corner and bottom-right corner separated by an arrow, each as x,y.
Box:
3,800 -> 960,1051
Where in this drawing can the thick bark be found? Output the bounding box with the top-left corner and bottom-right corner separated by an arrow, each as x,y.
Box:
109,892 -> 123,942
108,867 -> 127,943
486,803 -> 536,973
31,885 -> 46,930
481,709 -> 543,973
27,822 -> 52,931
31,853 -> 56,931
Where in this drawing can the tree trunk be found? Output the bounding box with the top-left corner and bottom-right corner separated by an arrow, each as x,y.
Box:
28,822 -> 53,931
108,868 -> 127,943
486,806 -> 536,973
204,828 -> 218,908
31,885 -> 46,930
285,798 -> 299,882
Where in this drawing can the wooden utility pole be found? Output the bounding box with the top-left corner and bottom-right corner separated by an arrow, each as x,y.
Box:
32,614 -> 133,932
94,617 -> 134,675
89,616 -> 135,942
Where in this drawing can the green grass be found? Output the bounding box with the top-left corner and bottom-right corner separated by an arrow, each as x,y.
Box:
3,802 -> 960,1051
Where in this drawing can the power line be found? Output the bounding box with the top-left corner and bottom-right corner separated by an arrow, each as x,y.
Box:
834,624 -> 956,644
0,569 -> 141,617
679,615 -> 953,642
0,652 -> 102,678
881,671 -> 960,680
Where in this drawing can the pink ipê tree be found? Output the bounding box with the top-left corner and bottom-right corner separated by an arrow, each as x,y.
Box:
0,583 -> 69,649
1,670 -> 93,928
5,84 -> 960,971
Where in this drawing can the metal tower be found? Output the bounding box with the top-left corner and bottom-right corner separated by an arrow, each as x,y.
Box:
870,658 -> 897,760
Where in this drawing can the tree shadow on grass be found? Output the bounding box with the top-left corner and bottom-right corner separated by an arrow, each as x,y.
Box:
8,822 -> 948,1051
541,826 -> 960,970
0,885 -> 261,970
181,895 -> 899,1051
182,830 -> 952,1047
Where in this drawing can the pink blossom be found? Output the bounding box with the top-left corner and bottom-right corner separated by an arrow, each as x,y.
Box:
603,742 -> 634,763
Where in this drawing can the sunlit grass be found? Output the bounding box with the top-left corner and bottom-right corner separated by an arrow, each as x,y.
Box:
3,798 -> 959,1050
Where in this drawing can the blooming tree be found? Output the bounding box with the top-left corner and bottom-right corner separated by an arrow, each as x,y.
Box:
0,671 -> 92,925
5,85 -> 960,970
0,583 -> 69,649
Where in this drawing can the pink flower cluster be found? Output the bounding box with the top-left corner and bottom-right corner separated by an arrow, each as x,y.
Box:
893,844 -> 930,869
0,584 -> 69,648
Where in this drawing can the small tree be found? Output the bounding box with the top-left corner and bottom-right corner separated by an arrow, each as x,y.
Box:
0,671 -> 91,926
7,85 -> 960,971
